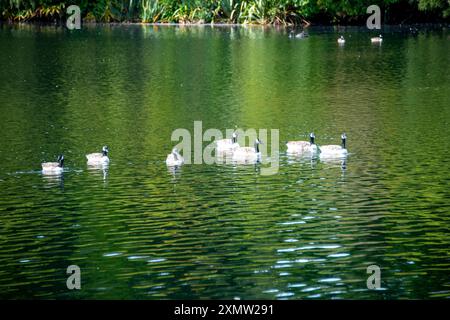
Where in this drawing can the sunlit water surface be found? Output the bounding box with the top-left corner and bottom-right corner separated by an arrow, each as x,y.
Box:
0,24 -> 449,299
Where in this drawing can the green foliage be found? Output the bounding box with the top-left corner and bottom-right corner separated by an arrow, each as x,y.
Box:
35,3 -> 65,19
141,0 -> 165,22
92,0 -> 121,22
418,0 -> 450,17
0,0 -> 449,23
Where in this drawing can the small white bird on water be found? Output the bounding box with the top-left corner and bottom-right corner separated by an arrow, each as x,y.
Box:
371,34 -> 383,43
42,154 -> 64,175
289,31 -> 309,39
86,146 -> 110,166
318,133 -> 348,159
166,148 -> 184,166
286,132 -> 318,154
337,35 -> 345,44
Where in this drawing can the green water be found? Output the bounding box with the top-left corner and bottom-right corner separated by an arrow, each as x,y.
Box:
0,24 -> 449,299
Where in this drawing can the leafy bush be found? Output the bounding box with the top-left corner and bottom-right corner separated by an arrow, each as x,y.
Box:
0,0 -> 448,23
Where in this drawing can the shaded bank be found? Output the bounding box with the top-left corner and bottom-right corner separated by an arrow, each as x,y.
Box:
1,1 -> 449,25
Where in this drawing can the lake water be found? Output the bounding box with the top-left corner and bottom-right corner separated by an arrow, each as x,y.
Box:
0,24 -> 449,299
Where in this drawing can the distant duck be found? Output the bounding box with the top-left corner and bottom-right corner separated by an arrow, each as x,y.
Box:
42,154 -> 64,174
286,132 -> 318,154
166,148 -> 184,166
232,138 -> 262,163
409,27 -> 419,36
289,31 -> 309,39
337,35 -> 345,44
86,146 -> 110,166
371,35 -> 383,43
216,131 -> 240,152
318,133 -> 348,159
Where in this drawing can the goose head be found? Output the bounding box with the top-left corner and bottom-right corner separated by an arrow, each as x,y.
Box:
171,148 -> 181,160
57,154 -> 64,167
232,131 -> 238,144
309,132 -> 315,144
102,146 -> 109,156
254,138 -> 262,152
341,133 -> 347,149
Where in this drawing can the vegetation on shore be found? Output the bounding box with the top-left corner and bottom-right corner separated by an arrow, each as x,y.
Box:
1,0 -> 449,25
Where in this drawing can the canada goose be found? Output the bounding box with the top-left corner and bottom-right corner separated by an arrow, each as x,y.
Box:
166,148 -> 184,166
216,131 -> 240,152
232,138 -> 262,163
318,133 -> 348,159
286,133 -> 318,154
289,31 -> 309,39
42,155 -> 64,174
371,35 -> 383,43
86,146 -> 110,166
337,35 -> 345,44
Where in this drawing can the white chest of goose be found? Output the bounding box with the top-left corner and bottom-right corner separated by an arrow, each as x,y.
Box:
166,148 -> 184,166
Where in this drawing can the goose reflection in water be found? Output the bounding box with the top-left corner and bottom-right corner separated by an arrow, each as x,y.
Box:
42,173 -> 64,189
87,163 -> 109,182
286,152 -> 319,170
167,164 -> 183,182
215,150 -> 234,165
320,158 -> 348,178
